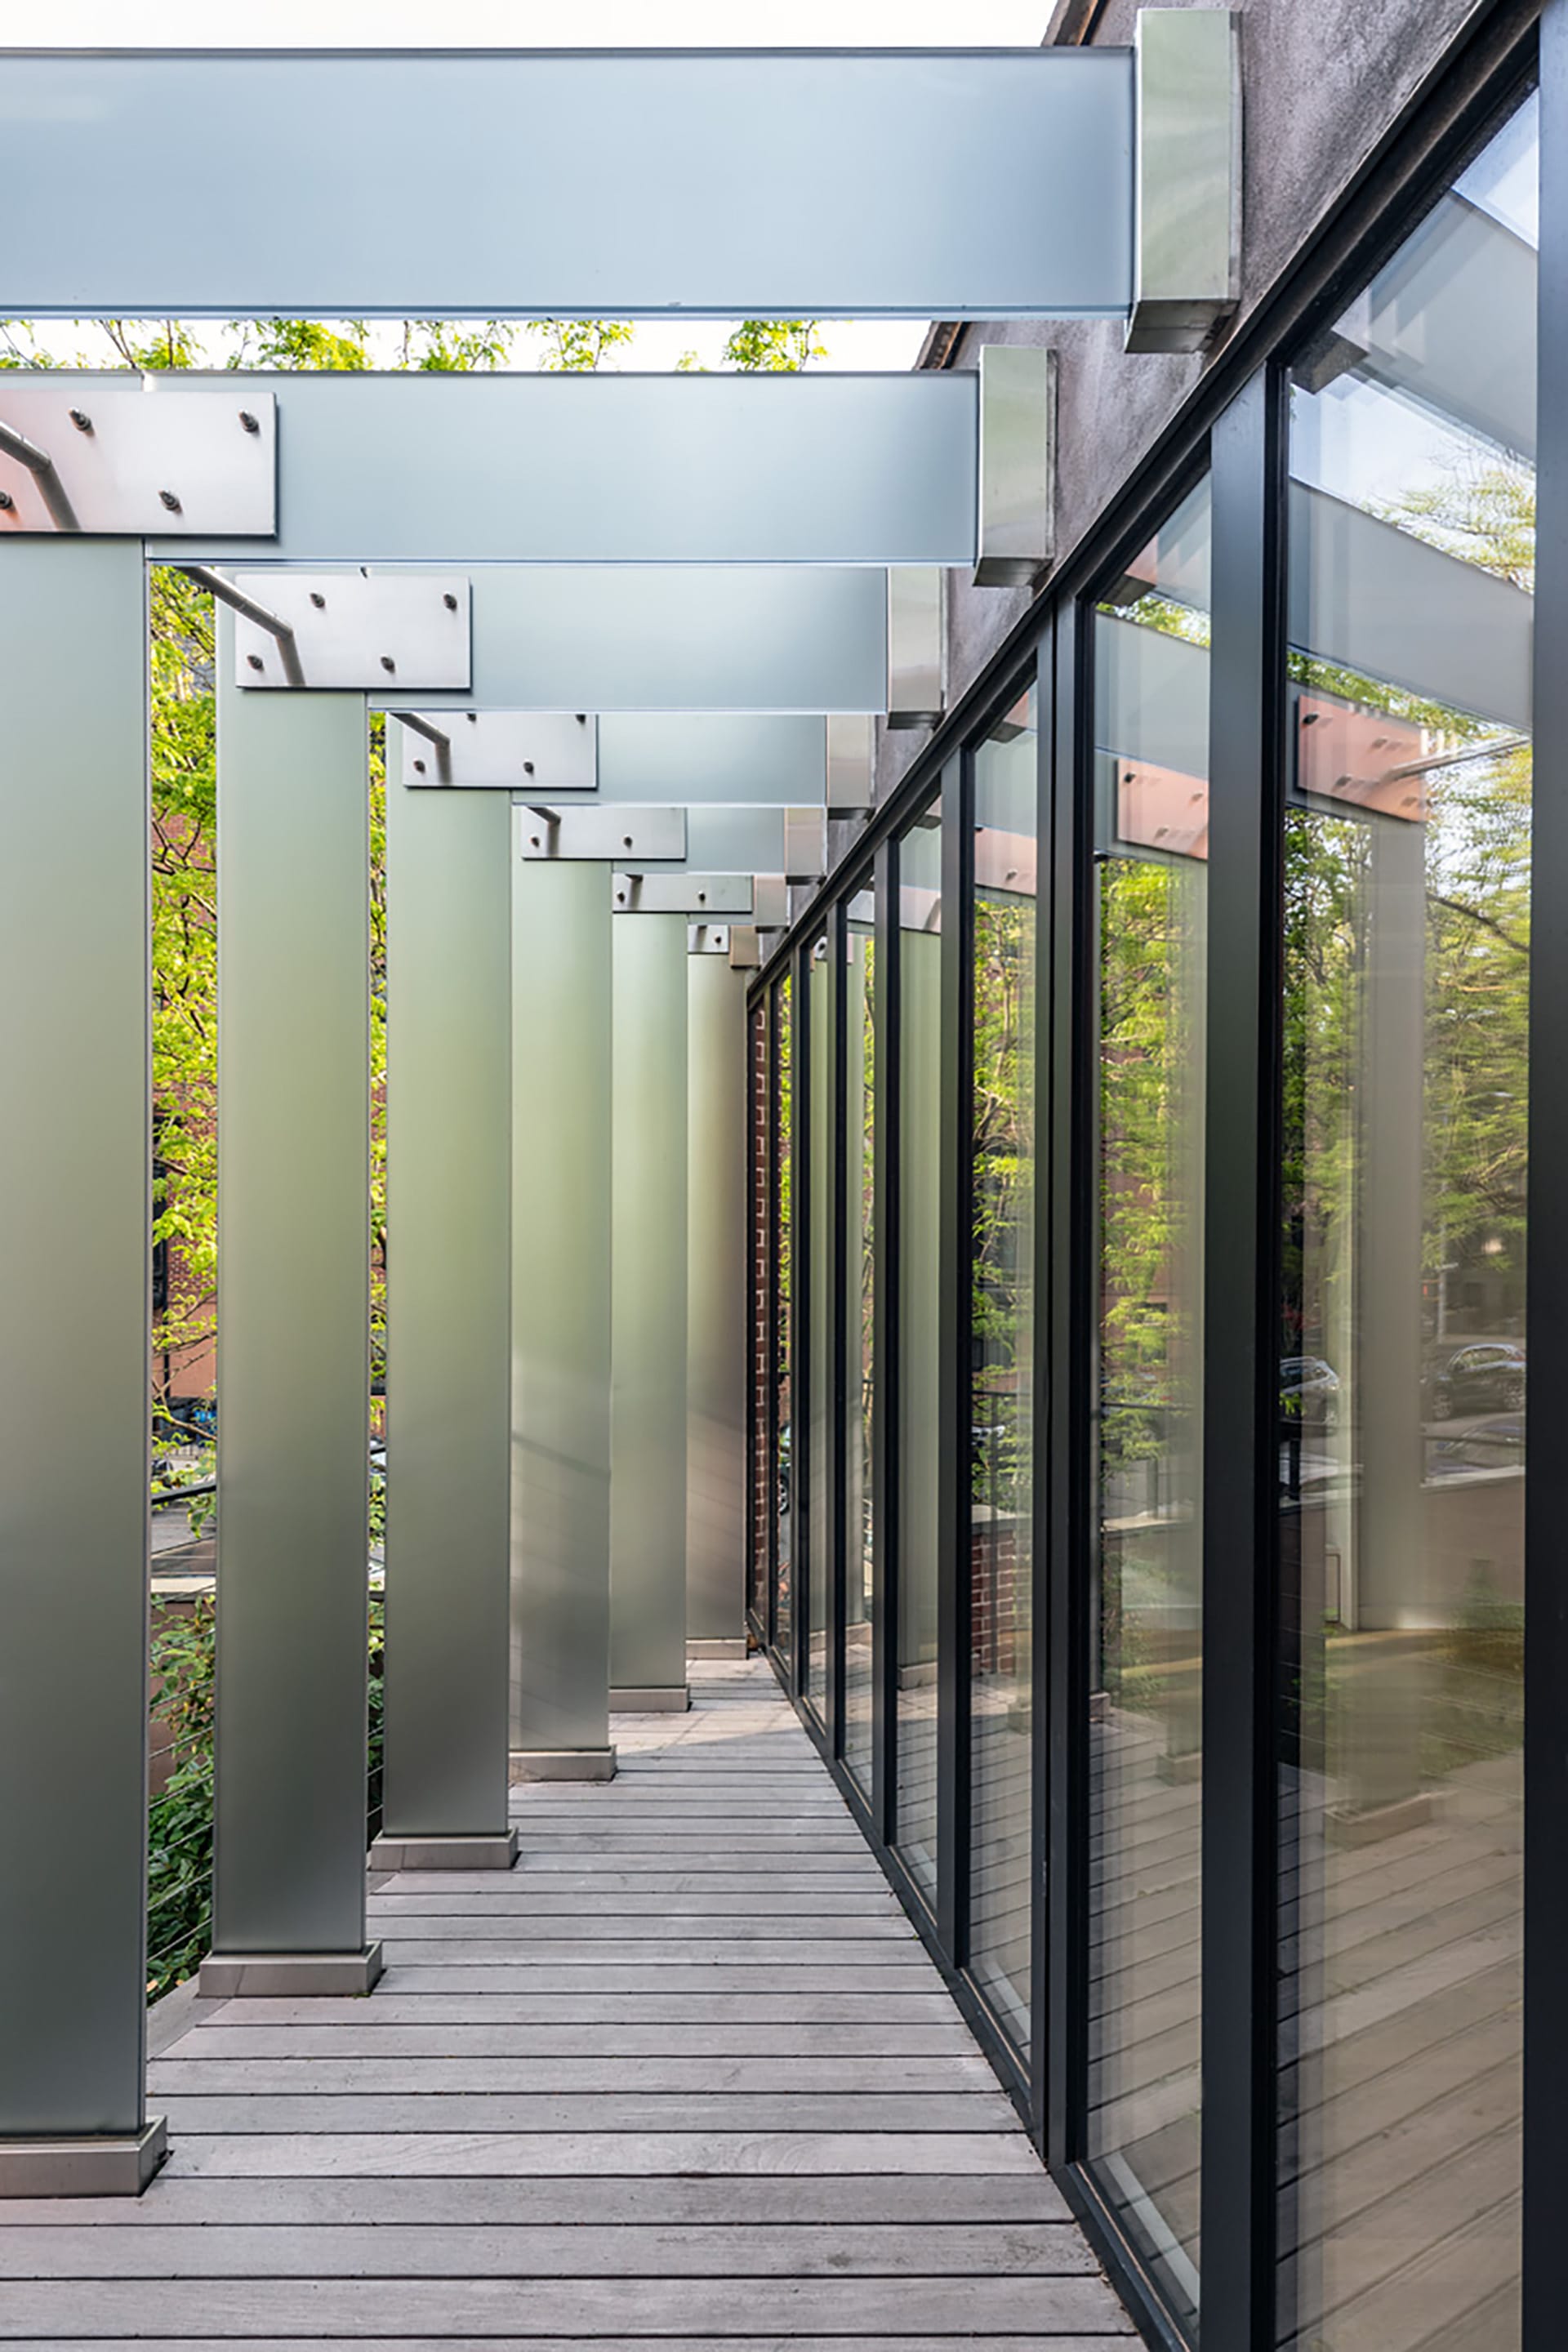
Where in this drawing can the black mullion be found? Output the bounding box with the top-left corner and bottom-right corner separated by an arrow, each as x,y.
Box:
937,754 -> 975,1962
1045,599 -> 1094,2174
1200,363 -> 1288,2352
826,897 -> 849,1758
789,936 -> 812,1700
1526,16 -> 1564,2350
872,835 -> 900,1849
1027,626 -> 1054,2141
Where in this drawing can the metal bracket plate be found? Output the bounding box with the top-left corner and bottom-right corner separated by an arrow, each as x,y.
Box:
751,874 -> 790,928
0,384 -> 276,537
614,873 -> 753,915
519,806 -> 686,862
688,924 -> 733,956
397,708 -> 598,791
229,573 -> 470,690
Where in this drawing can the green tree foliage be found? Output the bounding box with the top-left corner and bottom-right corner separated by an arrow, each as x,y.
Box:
527,317 -> 636,371
145,1593 -> 385,1999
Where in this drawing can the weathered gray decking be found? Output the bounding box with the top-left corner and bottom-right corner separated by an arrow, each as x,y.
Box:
0,1658 -> 1132,2345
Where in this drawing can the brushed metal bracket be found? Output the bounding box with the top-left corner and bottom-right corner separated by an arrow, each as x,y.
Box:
398,708 -> 598,791
0,385 -> 276,536
974,345 -> 1055,586
229,572 -> 470,690
1125,7 -> 1241,354
614,873 -> 753,915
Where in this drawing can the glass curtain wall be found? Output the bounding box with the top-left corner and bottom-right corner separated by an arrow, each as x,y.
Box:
806,932 -> 831,1710
749,998 -> 770,1629
1276,97 -> 1535,2352
895,805 -> 943,1900
773,972 -> 793,1663
968,688 -> 1040,2053
845,891 -> 876,1796
1089,478 -> 1211,2331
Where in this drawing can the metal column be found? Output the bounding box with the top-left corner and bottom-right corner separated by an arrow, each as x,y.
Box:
204,634 -> 379,1996
609,914 -> 690,1710
687,951 -> 750,1652
510,857 -> 615,1778
0,540 -> 164,2194
376,759 -> 515,1870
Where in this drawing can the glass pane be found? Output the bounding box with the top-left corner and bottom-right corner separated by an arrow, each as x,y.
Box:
773,973 -> 792,1659
845,897 -> 876,1795
750,1000 -> 769,1624
969,684 -> 1039,2054
806,932 -> 831,1709
895,804 -> 942,1898
1089,474 -> 1211,2332
1278,96 -> 1534,2352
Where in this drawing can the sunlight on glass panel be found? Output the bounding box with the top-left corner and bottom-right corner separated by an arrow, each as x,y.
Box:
1089,474 -> 1210,2333
1276,95 -> 1535,2352
969,684 -> 1039,2054
895,804 -> 942,1898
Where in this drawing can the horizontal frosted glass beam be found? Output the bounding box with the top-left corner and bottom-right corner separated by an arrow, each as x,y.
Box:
142,372 -> 976,567
407,568 -> 889,715
0,51 -> 1133,319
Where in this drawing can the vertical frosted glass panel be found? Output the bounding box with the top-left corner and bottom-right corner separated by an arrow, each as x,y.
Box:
0,540 -> 150,2134
510,859 -> 613,1756
688,955 -> 750,1646
384,776 -> 512,1838
611,915 -> 688,1696
1089,476 -> 1210,2326
1276,100 -> 1535,2352
805,934 -> 831,1710
969,684 -> 1039,2056
214,662 -> 372,1959
844,920 -> 876,1797
895,807 -> 942,1900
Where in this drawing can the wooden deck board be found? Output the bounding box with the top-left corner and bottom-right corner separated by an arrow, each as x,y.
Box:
3,1659 -> 1129,2342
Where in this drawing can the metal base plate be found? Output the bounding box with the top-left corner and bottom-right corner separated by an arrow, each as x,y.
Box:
369,1830 -> 519,1871
0,2117 -> 167,2199
687,1637 -> 750,1659
198,1943 -> 385,1998
609,1686 -> 692,1713
509,1748 -> 617,1783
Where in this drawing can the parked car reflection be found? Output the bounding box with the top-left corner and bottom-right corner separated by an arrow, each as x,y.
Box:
1280,1355 -> 1341,1428
1425,1341 -> 1526,1420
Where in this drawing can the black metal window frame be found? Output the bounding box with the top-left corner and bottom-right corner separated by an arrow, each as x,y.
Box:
744,8 -> 1547,2345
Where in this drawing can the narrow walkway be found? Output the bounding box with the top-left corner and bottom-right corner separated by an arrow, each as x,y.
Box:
0,1660 -> 1133,2345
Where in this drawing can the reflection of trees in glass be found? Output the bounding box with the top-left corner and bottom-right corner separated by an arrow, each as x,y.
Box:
1285,462 -> 1532,1786
1099,862 -> 1196,1469
973,898 -> 1032,1510
861,943 -> 875,1467
1286,458 -> 1533,1343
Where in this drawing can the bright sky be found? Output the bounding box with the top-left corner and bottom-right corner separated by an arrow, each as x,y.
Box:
1,2 -> 1051,46
0,0 -> 1053,372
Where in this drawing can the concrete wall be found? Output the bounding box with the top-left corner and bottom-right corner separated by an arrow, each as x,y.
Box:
830,0 -> 1508,857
